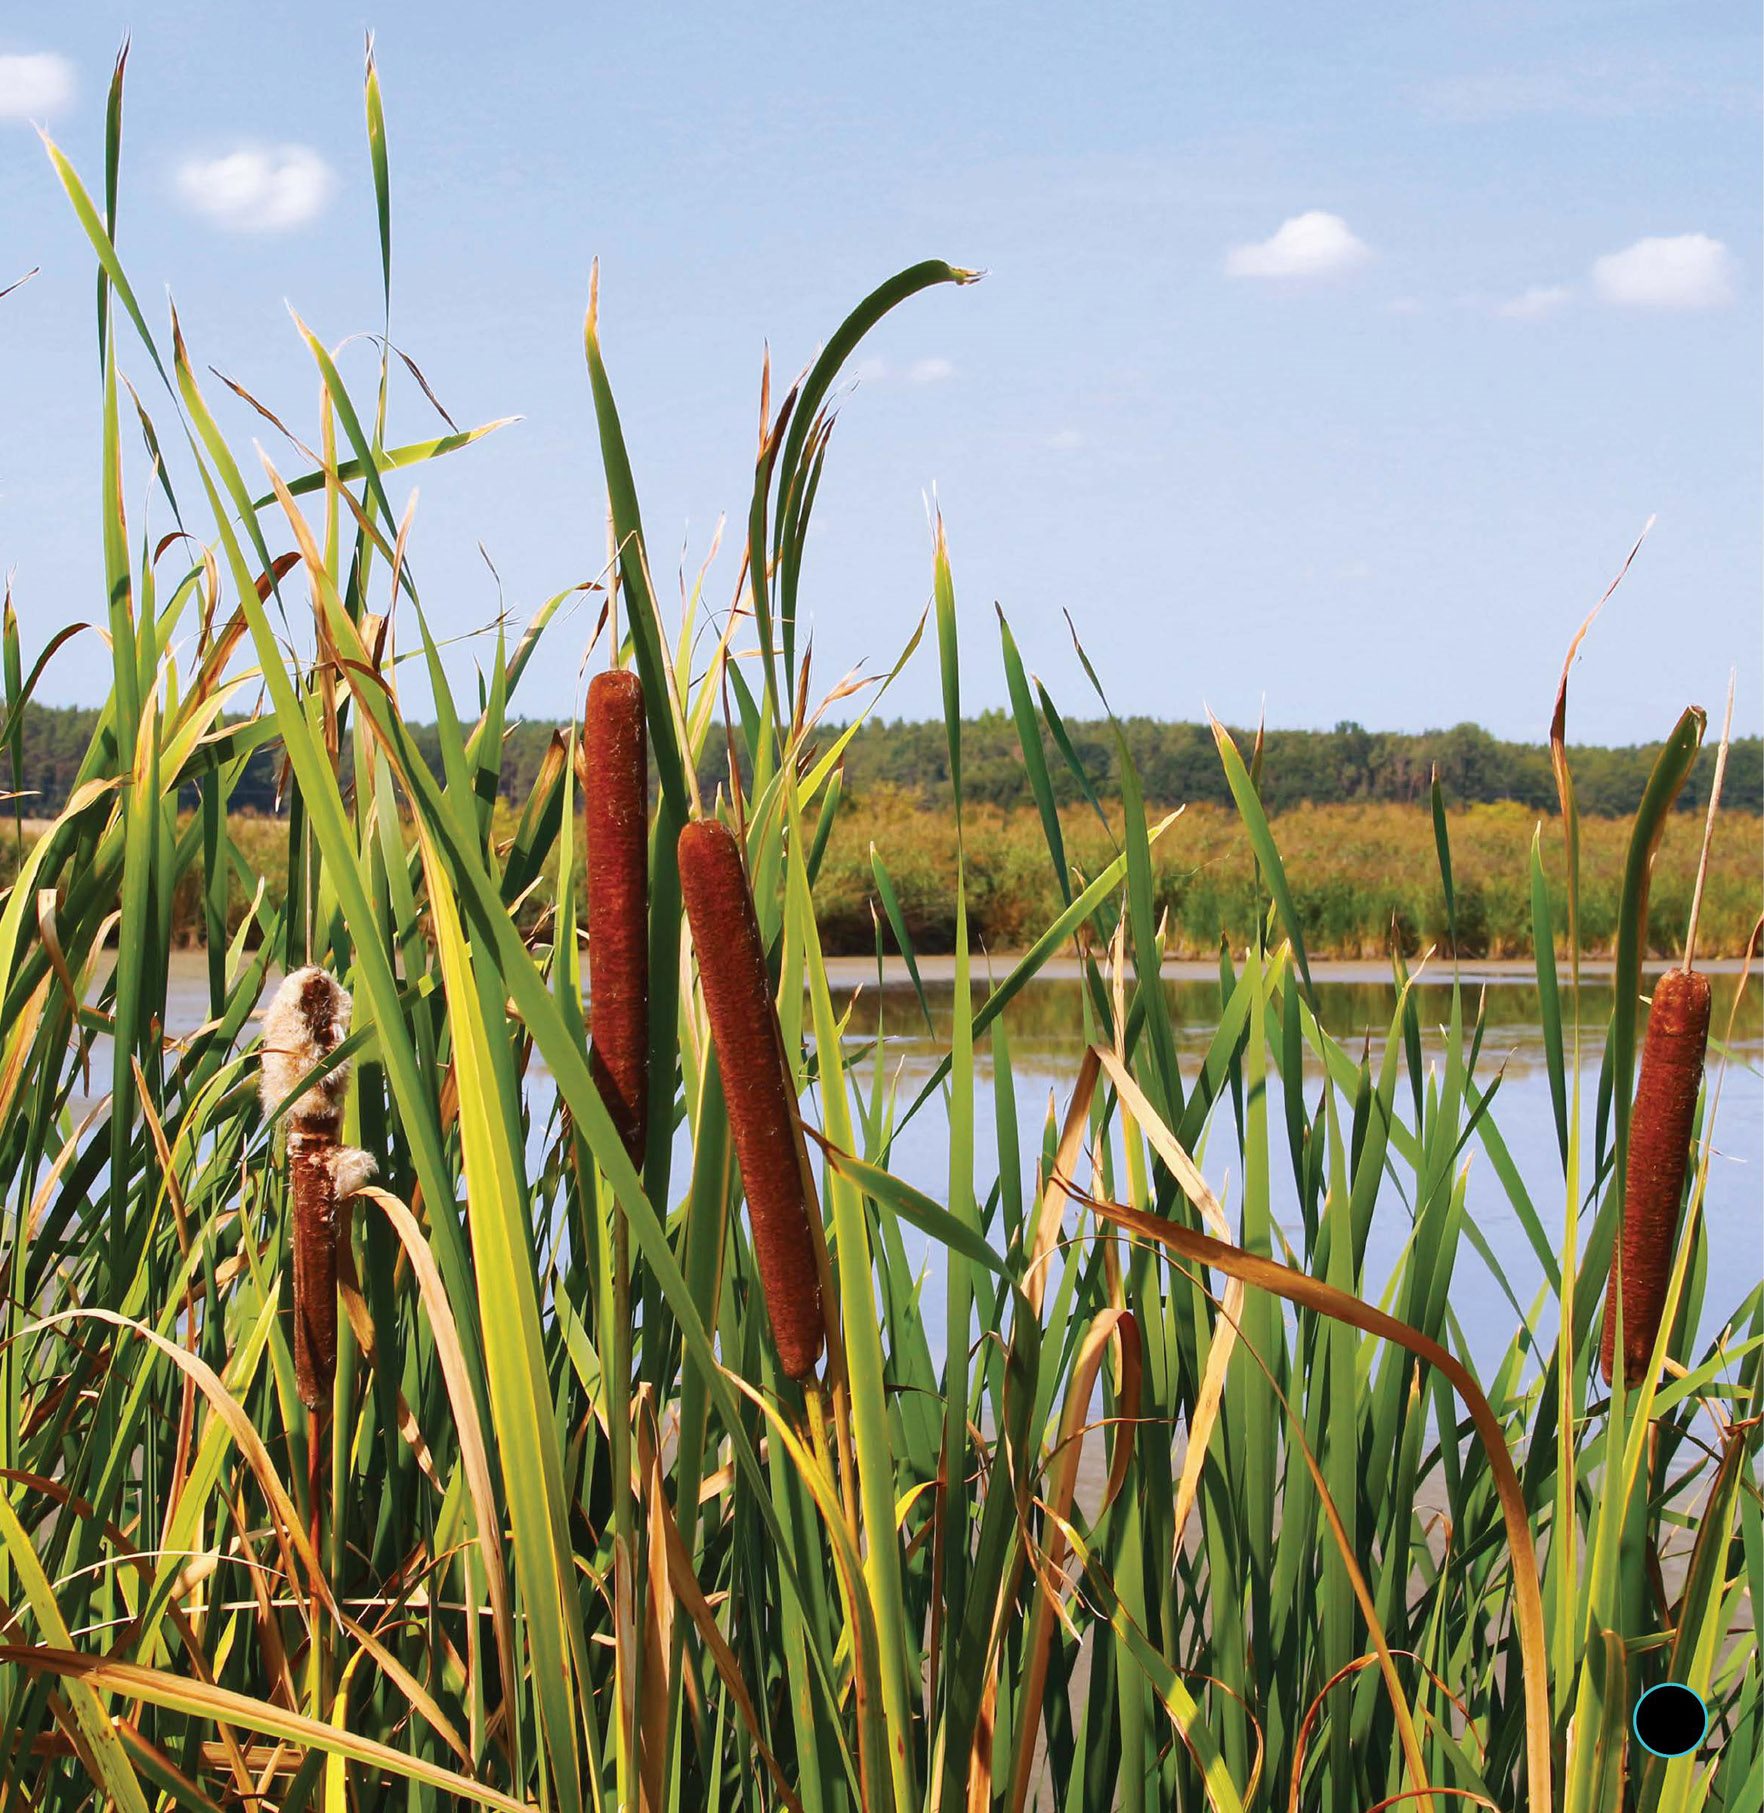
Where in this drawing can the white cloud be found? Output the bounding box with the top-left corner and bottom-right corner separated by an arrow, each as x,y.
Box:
0,52 -> 74,119
176,145 -> 335,232
1499,284 -> 1573,320
1590,234 -> 1734,310
1225,211 -> 1370,280
1044,427 -> 1086,450
848,354 -> 954,385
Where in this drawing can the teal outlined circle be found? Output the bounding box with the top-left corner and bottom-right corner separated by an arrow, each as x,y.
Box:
1632,1682 -> 1709,1758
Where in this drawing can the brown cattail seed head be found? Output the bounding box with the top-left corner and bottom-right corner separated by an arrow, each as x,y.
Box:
261,966 -> 356,1412
678,818 -> 825,1381
585,670 -> 650,1166
286,1130 -> 339,1411
1601,967 -> 1712,1388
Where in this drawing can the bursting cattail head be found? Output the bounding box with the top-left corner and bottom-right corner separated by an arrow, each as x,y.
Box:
261,966 -> 357,1413
1601,966 -> 1713,1387
261,966 -> 352,1129
678,817 -> 825,1381
328,1146 -> 378,1200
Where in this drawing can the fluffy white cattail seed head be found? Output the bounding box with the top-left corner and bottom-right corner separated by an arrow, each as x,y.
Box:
260,966 -> 353,1127
328,1147 -> 378,1199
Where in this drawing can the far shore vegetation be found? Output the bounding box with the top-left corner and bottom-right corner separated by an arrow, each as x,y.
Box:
10,750 -> 1757,960
13,700 -> 1762,824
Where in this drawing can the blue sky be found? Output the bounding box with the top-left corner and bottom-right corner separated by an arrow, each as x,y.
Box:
2,2 -> 1758,742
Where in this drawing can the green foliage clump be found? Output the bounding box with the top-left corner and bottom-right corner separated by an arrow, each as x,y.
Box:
810,792 -> 1760,960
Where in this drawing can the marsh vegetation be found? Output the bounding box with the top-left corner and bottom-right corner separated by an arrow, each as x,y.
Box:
1,48 -> 1759,1813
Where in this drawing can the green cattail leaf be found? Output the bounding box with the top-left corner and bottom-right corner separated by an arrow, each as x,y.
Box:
1609,705 -> 1706,1218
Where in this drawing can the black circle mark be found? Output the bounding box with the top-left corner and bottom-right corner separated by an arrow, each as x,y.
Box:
1633,1682 -> 1709,1758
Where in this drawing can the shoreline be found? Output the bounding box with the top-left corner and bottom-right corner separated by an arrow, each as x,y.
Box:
142,945 -> 1761,994
819,952 -> 1764,986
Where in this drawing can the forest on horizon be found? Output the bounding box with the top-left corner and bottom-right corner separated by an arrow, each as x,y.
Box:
9,699 -> 1760,822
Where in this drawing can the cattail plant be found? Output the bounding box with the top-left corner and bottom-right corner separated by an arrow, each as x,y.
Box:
1600,967 -> 1711,1387
1601,685 -> 1732,1387
261,966 -> 374,1411
585,669 -> 650,1164
678,817 -> 825,1380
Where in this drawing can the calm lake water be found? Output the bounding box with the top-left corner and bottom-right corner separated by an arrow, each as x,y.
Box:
121,954 -> 1764,1372
814,962 -> 1762,1371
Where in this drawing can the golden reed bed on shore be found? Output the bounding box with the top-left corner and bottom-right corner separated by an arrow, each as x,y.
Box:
17,793 -> 1757,961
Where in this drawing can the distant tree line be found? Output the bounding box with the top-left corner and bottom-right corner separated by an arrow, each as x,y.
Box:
827,714 -> 1762,817
10,702 -> 1759,820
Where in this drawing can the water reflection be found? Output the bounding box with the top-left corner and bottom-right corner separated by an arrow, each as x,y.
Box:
67,954 -> 1763,1375
815,969 -> 1762,1373
825,969 -> 1764,1080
